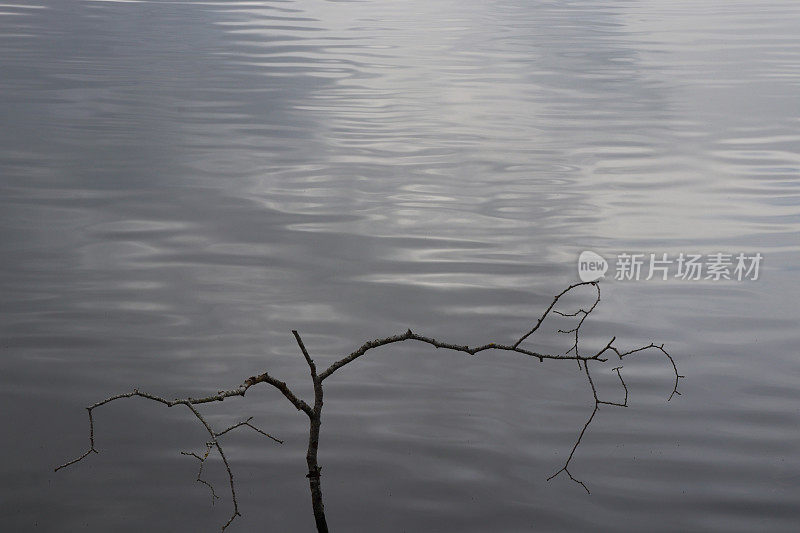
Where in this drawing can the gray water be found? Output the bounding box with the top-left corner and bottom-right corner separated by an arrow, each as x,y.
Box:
2,0 -> 799,531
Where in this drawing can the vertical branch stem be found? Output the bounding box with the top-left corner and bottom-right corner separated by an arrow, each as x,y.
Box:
306,403 -> 327,533
294,330 -> 329,533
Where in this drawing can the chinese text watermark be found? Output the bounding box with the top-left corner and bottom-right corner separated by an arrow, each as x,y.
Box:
578,251 -> 763,282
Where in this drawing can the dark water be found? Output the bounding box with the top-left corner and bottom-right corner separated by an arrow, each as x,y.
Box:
2,1 -> 799,531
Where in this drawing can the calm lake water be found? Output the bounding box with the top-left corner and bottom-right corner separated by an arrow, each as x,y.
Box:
2,1 -> 799,531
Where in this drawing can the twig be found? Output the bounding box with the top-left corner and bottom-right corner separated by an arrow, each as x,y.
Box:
546,341 -> 681,492
55,389 -> 283,531
181,443 -> 219,502
215,417 -> 284,444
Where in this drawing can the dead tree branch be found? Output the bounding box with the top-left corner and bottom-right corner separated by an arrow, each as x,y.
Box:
56,281 -> 681,531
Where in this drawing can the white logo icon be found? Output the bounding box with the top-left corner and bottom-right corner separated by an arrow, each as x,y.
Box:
578,251 -> 608,282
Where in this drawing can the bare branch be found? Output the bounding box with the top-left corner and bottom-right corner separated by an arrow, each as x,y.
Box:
54,445 -> 96,472
513,281 -> 598,348
547,404 -> 597,494
556,282 -> 601,356
243,372 -> 313,416
597,366 -> 628,408
215,417 -> 284,444
57,283 -> 680,530
293,330 -> 317,379
318,328 -> 611,382
547,338 -> 682,492
611,343 -> 683,400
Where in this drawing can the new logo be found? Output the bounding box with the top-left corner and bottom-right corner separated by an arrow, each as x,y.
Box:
578,251 -> 608,282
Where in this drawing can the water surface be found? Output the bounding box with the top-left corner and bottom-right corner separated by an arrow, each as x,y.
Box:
1,1 -> 799,531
